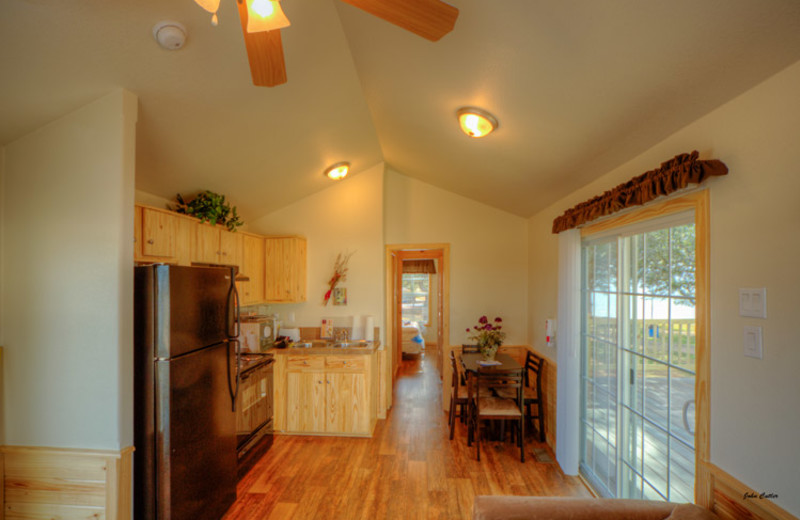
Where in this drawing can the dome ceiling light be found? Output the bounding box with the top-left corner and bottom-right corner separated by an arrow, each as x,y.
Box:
456,106 -> 498,138
324,161 -> 350,180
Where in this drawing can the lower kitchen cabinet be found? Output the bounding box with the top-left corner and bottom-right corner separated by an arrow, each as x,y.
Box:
276,352 -> 377,436
286,371 -> 326,432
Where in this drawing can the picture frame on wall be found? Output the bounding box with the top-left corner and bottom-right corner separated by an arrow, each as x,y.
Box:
333,287 -> 347,305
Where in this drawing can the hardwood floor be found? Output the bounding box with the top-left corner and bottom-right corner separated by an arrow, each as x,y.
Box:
224,348 -> 591,519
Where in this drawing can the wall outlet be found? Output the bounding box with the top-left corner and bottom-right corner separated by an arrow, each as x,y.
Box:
743,326 -> 763,359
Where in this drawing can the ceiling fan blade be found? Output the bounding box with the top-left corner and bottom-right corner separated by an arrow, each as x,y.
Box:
340,0 -> 458,42
236,0 -> 287,87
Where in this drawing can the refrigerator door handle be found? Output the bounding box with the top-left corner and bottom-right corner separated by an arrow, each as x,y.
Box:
233,282 -> 241,339
227,340 -> 240,412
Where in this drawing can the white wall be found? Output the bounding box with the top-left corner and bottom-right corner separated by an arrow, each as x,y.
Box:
384,168 -> 529,346
248,164 -> 385,341
1,90 -> 137,449
528,60 -> 800,514
135,189 -> 172,209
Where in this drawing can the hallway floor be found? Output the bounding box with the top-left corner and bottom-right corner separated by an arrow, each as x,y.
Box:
224,349 -> 591,519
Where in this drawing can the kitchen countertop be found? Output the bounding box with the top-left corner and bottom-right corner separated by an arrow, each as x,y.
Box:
271,340 -> 381,356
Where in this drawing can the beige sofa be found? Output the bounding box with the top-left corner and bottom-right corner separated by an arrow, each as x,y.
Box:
473,496 -> 719,520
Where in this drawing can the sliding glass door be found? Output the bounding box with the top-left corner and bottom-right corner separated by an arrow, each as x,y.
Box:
581,218 -> 696,502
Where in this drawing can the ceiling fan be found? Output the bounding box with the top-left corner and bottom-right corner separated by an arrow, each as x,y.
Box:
193,0 -> 459,87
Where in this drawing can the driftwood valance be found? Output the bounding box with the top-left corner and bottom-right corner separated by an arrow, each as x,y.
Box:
402,259 -> 437,274
551,151 -> 727,234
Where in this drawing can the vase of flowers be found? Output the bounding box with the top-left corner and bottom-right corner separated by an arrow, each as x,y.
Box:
467,316 -> 506,361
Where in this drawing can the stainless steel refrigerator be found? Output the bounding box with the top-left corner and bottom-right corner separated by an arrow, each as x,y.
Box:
134,265 -> 239,520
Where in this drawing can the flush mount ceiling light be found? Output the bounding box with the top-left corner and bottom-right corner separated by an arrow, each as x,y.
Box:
324,162 -> 350,180
456,106 -> 499,138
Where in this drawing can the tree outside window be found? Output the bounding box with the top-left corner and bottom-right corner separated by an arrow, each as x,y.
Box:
402,273 -> 430,326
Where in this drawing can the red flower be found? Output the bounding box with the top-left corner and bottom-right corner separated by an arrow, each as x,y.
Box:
494,317 -> 502,323
479,316 -> 488,324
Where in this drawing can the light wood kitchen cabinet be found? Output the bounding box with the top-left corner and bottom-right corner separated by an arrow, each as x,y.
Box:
239,234 -> 266,305
142,207 -> 176,257
265,236 -> 307,303
194,222 -> 242,267
276,352 -> 377,436
135,205 -> 193,265
286,371 -> 326,432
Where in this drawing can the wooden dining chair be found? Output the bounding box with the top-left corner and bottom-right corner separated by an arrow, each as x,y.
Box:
449,351 -> 470,440
467,366 -> 525,462
494,350 -> 545,441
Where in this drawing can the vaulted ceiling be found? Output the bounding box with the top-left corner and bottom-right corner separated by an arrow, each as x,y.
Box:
2,0 -> 800,220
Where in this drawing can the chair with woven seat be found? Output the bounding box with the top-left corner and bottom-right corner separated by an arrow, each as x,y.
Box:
467,366 -> 525,462
449,351 -> 470,440
494,350 -> 545,442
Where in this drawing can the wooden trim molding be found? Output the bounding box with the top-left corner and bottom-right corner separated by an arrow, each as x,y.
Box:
581,190 -> 711,505
385,243 -> 451,409
700,461 -> 797,520
1,445 -> 133,520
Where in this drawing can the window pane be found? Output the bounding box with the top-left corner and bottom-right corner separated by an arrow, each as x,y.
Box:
670,368 -> 695,448
643,361 -> 669,431
642,421 -> 669,500
401,273 -> 429,324
670,300 -> 695,373
644,228 -> 670,296
643,297 -> 669,361
670,224 -> 695,301
669,437 -> 695,502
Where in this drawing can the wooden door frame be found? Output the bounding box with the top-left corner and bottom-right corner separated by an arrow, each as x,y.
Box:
384,244 -> 450,408
580,190 -> 709,505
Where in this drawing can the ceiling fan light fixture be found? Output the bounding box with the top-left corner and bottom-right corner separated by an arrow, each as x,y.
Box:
193,0 -> 221,25
324,162 -> 350,181
246,0 -> 291,33
456,106 -> 498,138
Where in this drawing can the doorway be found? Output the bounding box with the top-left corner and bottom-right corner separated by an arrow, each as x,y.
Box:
384,244 -> 450,406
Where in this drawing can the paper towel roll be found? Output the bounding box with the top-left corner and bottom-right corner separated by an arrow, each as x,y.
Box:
364,315 -> 374,341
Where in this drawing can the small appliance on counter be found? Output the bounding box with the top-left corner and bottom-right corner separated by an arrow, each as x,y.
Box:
239,314 -> 279,353
279,326 -> 301,343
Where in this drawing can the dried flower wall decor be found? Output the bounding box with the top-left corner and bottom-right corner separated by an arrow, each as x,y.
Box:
323,251 -> 354,305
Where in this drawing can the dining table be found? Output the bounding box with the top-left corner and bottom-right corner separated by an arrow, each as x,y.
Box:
460,352 -> 522,374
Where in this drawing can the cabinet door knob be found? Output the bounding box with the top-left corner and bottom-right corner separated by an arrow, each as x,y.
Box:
147,239 -> 154,244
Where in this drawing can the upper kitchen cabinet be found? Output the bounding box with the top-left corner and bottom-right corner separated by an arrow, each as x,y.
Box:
195,222 -> 243,268
265,237 -> 307,303
135,205 -> 193,265
239,233 -> 266,305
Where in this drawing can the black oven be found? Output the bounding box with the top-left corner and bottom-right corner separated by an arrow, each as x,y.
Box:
236,353 -> 274,478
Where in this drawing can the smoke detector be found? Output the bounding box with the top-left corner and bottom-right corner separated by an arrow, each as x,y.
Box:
152,21 -> 187,50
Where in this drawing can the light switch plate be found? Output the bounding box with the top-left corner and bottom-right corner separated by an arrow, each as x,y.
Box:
743,326 -> 763,359
739,288 -> 767,318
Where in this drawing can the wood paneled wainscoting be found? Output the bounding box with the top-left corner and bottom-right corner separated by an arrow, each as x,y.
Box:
698,461 -> 797,520
442,345 -> 558,449
0,445 -> 133,520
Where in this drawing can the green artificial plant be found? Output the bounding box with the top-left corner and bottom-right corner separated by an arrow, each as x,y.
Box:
171,190 -> 243,232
